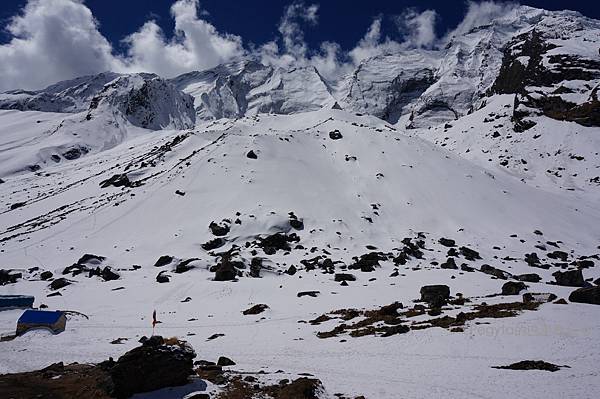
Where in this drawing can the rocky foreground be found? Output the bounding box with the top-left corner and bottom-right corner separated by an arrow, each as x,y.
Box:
0,335 -> 360,399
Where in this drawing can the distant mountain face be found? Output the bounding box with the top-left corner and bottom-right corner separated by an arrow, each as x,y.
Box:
169,60 -> 337,120
0,5 -> 598,135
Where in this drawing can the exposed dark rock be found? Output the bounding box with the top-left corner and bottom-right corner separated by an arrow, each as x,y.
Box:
154,255 -> 174,267
440,257 -> 458,270
217,356 -> 236,367
0,269 -> 22,285
460,264 -> 475,272
480,264 -> 511,280
502,281 -> 528,295
209,221 -> 230,236
40,271 -> 54,280
62,146 -> 89,160
246,150 -> 258,159
574,259 -> 594,269
93,267 -> 120,281
201,237 -> 226,251
257,233 -> 299,254
10,202 -> 26,210
524,252 -> 542,267
156,271 -> 170,283
278,378 -> 323,399
289,215 -> 304,230
77,254 -> 106,265
334,273 -> 356,282
329,130 -> 343,140
213,251 -> 240,281
516,273 -> 542,283
420,285 -> 450,305
568,286 -> 600,305
100,174 -> 138,189
349,252 -> 387,272
174,259 -> 197,274
547,251 -> 569,262
438,238 -> 456,247
249,257 -> 262,278
460,246 -> 481,261
297,291 -> 320,298
49,277 -> 72,290
552,269 -> 584,287
286,265 -> 297,275
523,292 -> 558,303
242,304 -> 269,315
492,360 -> 568,372
110,336 -> 196,398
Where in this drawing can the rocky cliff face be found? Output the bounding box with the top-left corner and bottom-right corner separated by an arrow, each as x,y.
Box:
87,73 -> 196,131
492,11 -> 600,129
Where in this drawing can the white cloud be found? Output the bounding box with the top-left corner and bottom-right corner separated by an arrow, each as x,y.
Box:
396,9 -> 438,49
0,0 -> 244,91
0,0 -> 119,92
444,1 -> 519,42
120,0 -> 244,78
348,17 -> 403,65
277,2 -> 319,60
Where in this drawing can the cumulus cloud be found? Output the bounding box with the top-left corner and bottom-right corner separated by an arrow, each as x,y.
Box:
0,0 -> 118,92
256,2 -> 349,81
444,1 -> 519,42
120,0 -> 244,78
348,17 -> 403,64
0,0 -> 244,91
277,2 -> 319,60
396,9 -> 438,49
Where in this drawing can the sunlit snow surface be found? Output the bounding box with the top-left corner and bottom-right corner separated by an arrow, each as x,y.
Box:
1,107 -> 599,398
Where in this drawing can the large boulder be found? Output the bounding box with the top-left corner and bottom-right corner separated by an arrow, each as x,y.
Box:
420,285 -> 450,306
552,269 -> 584,287
569,286 -> 600,305
110,336 -> 195,398
502,281 -> 528,295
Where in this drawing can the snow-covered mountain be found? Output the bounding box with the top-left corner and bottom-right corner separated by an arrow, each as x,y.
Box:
170,60 -> 337,120
1,5 -> 600,399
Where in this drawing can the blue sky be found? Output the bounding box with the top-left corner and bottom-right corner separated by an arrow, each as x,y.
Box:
2,1 -> 599,50
0,0 -> 599,92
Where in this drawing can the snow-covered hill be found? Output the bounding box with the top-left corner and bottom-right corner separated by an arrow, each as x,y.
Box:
1,4 -> 600,399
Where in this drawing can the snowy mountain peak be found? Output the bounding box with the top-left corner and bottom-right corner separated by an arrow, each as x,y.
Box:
87,73 -> 196,131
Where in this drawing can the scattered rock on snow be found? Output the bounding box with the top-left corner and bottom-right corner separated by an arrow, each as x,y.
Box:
552,269 -> 584,287
49,277 -> 73,290
492,360 -> 569,372
154,255 -> 174,267
242,304 -> 270,315
502,281 -> 528,295
297,291 -> 320,298
438,238 -> 456,247
568,286 -> 600,305
156,271 -> 170,283
420,285 -> 450,305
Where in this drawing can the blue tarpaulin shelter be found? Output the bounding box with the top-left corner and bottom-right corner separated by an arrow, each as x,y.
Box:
16,310 -> 66,336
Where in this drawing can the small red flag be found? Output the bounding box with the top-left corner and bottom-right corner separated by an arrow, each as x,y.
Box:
152,310 -> 157,328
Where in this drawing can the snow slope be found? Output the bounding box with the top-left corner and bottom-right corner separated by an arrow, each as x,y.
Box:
0,4 -> 600,399
1,108 -> 599,398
